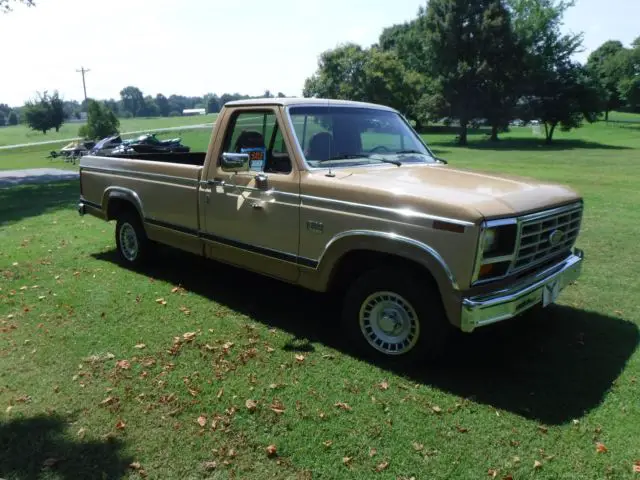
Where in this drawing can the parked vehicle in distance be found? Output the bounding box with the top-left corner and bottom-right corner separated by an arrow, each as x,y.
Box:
78,98 -> 584,362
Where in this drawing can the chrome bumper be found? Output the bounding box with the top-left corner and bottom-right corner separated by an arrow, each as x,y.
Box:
460,249 -> 584,332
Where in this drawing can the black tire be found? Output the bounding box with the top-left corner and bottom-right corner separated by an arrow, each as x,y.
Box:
115,211 -> 150,267
342,267 -> 452,364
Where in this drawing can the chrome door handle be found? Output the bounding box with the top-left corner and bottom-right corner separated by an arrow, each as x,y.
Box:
207,179 -> 225,187
250,202 -> 264,210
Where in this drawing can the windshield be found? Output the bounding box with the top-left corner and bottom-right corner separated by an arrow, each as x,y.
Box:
288,106 -> 436,168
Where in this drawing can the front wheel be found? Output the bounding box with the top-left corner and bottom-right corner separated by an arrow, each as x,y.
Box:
115,212 -> 150,266
342,268 -> 451,363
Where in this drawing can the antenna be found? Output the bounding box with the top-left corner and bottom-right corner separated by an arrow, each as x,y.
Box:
76,67 -> 90,102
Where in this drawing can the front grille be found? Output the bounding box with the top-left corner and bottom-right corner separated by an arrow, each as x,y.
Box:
513,204 -> 582,271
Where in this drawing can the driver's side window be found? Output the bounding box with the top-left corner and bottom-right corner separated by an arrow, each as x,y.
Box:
222,111 -> 292,174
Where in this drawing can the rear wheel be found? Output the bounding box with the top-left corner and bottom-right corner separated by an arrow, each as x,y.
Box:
115,211 -> 150,266
342,267 -> 451,363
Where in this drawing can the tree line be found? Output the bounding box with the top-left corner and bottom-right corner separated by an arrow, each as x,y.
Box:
3,88 -> 286,137
303,0 -> 640,144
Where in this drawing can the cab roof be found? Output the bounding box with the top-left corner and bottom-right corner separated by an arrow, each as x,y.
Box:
224,97 -> 397,112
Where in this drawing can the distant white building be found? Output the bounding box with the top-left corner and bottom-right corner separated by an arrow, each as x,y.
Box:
183,108 -> 206,116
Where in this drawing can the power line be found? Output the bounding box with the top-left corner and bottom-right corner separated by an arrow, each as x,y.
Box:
76,67 -> 90,103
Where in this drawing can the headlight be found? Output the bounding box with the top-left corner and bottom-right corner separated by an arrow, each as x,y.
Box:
483,229 -> 498,253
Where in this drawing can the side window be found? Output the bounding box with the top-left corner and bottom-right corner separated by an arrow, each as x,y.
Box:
222,110 -> 292,174
291,114 -> 333,159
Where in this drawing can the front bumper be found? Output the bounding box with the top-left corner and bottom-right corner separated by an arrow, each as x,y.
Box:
460,248 -> 584,332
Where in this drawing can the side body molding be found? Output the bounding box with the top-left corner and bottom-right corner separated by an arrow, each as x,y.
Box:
102,186 -> 145,220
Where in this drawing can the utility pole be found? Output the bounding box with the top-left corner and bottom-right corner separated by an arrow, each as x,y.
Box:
76,67 -> 90,103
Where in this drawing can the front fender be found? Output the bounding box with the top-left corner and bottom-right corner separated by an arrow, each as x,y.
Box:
102,187 -> 145,220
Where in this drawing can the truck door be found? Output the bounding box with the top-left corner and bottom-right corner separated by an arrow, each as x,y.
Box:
201,108 -> 300,282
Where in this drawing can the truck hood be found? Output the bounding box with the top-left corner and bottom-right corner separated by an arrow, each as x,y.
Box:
327,163 -> 582,220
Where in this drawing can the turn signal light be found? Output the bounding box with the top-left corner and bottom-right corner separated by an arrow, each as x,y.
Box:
479,264 -> 494,276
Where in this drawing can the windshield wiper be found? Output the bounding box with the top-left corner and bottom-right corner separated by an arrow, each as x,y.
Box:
393,150 -> 448,164
326,154 -> 401,167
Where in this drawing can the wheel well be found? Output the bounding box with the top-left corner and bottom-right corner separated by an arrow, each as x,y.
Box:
107,197 -> 139,221
328,250 -> 438,293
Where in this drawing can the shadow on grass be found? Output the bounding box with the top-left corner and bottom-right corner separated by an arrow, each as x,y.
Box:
428,137 -> 632,152
0,180 -> 78,226
0,414 -> 132,480
93,248 -> 638,426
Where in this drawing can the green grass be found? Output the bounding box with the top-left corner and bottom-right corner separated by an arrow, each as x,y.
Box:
0,115 -> 216,147
1,120 -> 639,479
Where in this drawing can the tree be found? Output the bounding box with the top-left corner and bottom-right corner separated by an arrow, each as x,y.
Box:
78,100 -> 120,139
586,40 -> 626,120
49,91 -> 65,132
476,0 -> 525,141
0,112 -> 5,126
205,95 -> 220,114
155,94 -> 170,117
277,92 -> 286,98
8,111 -> 18,125
138,96 -> 160,117
120,86 -> 145,117
1,0 -> 34,12
508,0 -> 599,142
303,43 -> 369,100
422,0 -> 492,145
104,99 -> 120,116
23,91 -> 61,134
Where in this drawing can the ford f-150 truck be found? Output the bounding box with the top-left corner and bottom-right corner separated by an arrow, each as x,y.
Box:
78,98 -> 584,362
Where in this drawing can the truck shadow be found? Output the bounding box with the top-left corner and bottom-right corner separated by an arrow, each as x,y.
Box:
93,248 -> 639,426
0,414 -> 132,480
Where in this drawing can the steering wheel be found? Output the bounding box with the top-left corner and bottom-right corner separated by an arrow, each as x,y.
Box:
369,145 -> 390,153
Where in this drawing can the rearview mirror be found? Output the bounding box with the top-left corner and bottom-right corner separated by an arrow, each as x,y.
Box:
221,153 -> 250,172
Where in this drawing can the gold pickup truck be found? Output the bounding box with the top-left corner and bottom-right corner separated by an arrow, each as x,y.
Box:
78,98 -> 584,362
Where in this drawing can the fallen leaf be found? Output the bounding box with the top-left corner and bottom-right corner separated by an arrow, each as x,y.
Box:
115,420 -> 126,430
488,469 -> 498,478
295,354 -> 305,362
188,388 -> 199,397
412,442 -> 424,451
431,405 -> 442,414
155,298 -> 167,305
129,462 -> 143,471
227,448 -> 237,458
202,461 -> 217,471
38,295 -> 46,300
245,399 -> 258,412
538,425 -> 548,434
596,442 -> 608,454
42,458 -> 58,467
77,428 -> 86,438
197,415 -> 207,427
633,460 -> 640,473
456,425 -> 469,433
533,460 -> 542,470
179,306 -> 191,315
100,396 -> 117,406
134,343 -> 146,349
116,360 -> 130,370
342,456 -> 353,466
266,444 -> 277,457
369,447 -> 377,457
5,406 -> 12,413
322,353 -> 335,359
323,440 -> 333,447
183,332 -> 196,342
171,287 -> 180,293
335,401 -> 352,411
375,461 -> 389,472
572,419 -> 580,425
513,456 -> 521,464
270,400 -> 285,414
266,346 -> 275,353
223,341 -> 234,349
216,388 -> 224,399
379,381 -> 389,390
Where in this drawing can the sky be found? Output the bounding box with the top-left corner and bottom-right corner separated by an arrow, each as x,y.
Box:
1,0 -> 638,107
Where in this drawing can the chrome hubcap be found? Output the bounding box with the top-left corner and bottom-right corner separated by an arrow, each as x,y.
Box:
119,223 -> 138,261
359,291 -> 420,355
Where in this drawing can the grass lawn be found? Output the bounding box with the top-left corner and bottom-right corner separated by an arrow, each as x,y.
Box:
0,115 -> 216,147
1,119 -> 639,479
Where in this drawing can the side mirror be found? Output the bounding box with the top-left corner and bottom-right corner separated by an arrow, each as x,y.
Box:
221,152 -> 250,172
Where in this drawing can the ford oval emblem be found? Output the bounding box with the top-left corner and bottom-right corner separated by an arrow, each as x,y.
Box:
548,229 -> 564,246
